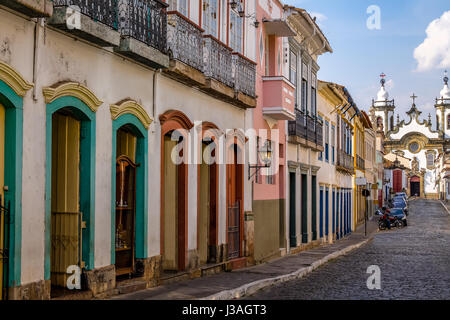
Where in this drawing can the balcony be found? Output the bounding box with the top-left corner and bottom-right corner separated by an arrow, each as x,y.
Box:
49,0 -> 121,47
356,155 -> 365,171
2,0 -> 53,17
232,53 -> 256,108
48,0 -> 169,68
336,149 -> 355,174
288,110 -> 324,152
261,76 -> 296,121
165,11 -> 205,86
202,35 -> 234,101
114,0 -> 169,68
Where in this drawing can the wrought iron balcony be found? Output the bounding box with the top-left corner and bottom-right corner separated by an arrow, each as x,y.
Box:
167,11 -> 203,72
118,0 -> 167,53
356,154 -> 365,170
232,53 -> 256,98
203,36 -> 233,89
53,0 -> 118,29
336,149 -> 355,174
288,110 -> 323,150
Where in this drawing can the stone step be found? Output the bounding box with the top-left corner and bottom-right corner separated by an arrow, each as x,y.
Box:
159,271 -> 191,286
116,279 -> 147,295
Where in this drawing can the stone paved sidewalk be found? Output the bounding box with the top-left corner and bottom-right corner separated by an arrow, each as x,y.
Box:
439,200 -> 450,215
111,219 -> 378,300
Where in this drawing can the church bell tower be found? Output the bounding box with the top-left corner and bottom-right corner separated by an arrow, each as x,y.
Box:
370,73 -> 396,135
435,70 -> 450,138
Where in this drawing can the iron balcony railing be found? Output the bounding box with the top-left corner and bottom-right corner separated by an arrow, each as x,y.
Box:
356,154 -> 365,170
53,0 -> 119,29
118,0 -> 167,52
288,110 -> 323,146
53,0 -> 167,51
167,11 -> 203,71
232,53 -> 256,98
336,149 -> 355,172
203,36 -> 234,88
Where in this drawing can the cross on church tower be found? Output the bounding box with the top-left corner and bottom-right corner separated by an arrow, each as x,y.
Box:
380,72 -> 386,87
411,93 -> 418,105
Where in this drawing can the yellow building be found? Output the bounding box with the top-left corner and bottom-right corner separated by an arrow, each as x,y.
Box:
317,81 -> 358,241
353,111 -> 372,229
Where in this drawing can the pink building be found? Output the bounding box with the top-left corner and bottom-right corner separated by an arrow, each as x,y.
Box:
250,0 -> 296,263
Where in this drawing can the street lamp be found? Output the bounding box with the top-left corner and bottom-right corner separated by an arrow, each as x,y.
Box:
248,140 -> 272,179
229,0 -> 238,10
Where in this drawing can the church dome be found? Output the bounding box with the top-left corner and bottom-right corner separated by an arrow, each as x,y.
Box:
374,74 -> 391,107
440,84 -> 450,99
374,85 -> 389,107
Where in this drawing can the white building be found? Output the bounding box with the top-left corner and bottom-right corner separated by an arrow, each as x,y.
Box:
370,74 -> 450,199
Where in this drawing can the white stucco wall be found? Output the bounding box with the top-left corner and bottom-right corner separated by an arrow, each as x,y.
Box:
0,8 -> 251,286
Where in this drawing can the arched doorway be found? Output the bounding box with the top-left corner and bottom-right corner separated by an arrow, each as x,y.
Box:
198,141 -> 218,264
160,110 -> 193,272
44,82 -> 100,297
0,61 -> 32,300
198,123 -> 221,265
226,143 -> 244,260
410,176 -> 420,197
110,100 -> 151,278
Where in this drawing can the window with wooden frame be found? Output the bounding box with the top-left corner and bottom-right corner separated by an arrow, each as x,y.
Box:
311,73 -> 317,116
318,115 -> 323,160
202,0 -> 218,37
301,62 -> 308,112
289,50 -> 297,107
229,8 -> 243,53
325,121 -> 329,162
427,152 -> 435,168
331,124 -> 335,164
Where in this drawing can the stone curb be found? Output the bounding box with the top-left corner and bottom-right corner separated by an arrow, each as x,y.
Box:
439,200 -> 450,216
200,237 -> 373,300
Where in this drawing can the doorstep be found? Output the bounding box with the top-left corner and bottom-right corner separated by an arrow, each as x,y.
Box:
116,277 -> 148,295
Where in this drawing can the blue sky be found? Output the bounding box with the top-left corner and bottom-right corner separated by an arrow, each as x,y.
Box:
283,0 -> 450,122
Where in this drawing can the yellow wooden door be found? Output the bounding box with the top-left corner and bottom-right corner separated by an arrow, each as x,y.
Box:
50,112 -> 81,288
0,103 -> 5,299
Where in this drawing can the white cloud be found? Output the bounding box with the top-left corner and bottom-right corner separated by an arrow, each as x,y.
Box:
309,12 -> 328,27
414,11 -> 450,72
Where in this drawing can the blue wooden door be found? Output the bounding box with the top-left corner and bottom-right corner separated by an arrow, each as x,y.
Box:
325,188 -> 329,236
332,189 -> 336,236
319,187 -> 323,238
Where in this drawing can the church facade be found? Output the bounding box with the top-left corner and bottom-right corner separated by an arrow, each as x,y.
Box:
369,74 -> 450,200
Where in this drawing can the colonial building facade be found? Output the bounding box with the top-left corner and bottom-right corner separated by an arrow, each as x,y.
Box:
370,74 -> 450,200
0,0 -> 257,299
284,6 -> 332,252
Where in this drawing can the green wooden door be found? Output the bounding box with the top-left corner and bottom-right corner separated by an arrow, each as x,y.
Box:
301,174 -> 308,244
289,172 -> 296,247
311,176 -> 317,241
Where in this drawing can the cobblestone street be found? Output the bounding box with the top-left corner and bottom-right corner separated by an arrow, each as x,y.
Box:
246,199 -> 450,300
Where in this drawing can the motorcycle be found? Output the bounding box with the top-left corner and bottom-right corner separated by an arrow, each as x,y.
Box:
378,213 -> 404,230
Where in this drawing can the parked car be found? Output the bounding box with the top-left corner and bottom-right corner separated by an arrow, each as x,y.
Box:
391,198 -> 408,215
388,208 -> 408,226
394,193 -> 407,201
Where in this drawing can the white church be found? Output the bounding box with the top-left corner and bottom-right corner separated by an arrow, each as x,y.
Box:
369,73 -> 450,200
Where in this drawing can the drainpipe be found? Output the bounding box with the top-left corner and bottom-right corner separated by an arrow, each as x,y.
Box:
32,18 -> 43,101
152,69 -> 162,121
